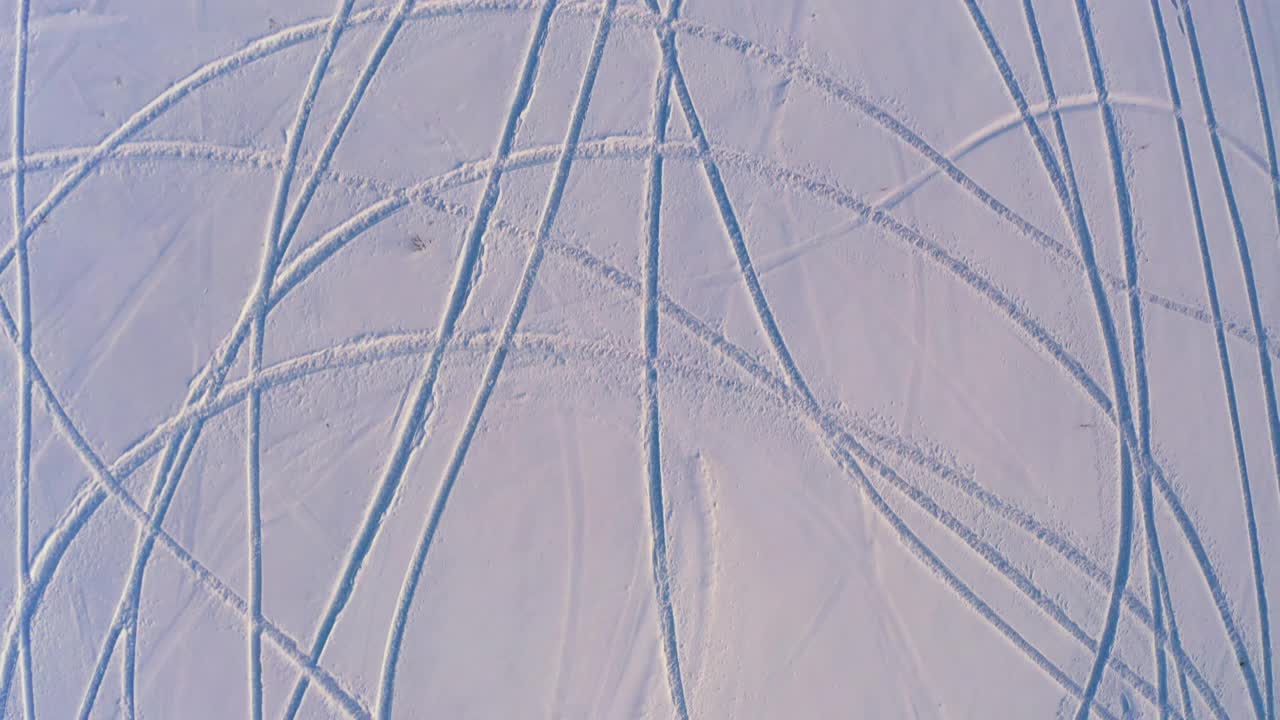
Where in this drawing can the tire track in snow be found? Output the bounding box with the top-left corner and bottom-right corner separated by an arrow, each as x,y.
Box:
374,2 -> 618,715
643,0 -> 828,702
646,143 -> 1241,718
588,241 -> 1192,716
0,0 -> 531,268
637,289 -> 1135,720
267,0 -> 414,271
7,0 -> 33,717
0,136 -> 544,691
123,448 -> 195,717
77,627 -> 127,720
72,5 -> 367,719
1070,4 -> 1228,712
0,489 -> 105,717
0,0 -> 1122,284
437,22 -> 1208,707
189,0 -> 418,711
638,1 -> 690,717
1176,3 -> 1276,717
645,0 -> 842,701
117,439 -> 201,718
670,87 -> 1280,357
24,19 -> 560,676
859,424 -> 1226,718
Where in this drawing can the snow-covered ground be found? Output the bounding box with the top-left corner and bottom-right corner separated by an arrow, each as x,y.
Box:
2,0 -> 1280,717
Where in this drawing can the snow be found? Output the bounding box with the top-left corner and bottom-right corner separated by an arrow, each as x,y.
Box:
2,0 -> 1280,717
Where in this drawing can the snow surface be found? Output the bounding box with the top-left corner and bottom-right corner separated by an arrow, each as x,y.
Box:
2,0 -> 1280,717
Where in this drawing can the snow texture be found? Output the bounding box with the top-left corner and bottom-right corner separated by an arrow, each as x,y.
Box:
3,0 -> 1280,718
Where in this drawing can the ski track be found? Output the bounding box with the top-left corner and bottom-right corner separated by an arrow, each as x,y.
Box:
3,1 -> 1280,717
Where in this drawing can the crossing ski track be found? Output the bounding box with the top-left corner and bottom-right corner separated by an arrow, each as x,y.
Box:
3,0 -> 1280,717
